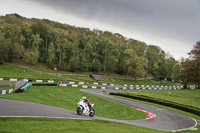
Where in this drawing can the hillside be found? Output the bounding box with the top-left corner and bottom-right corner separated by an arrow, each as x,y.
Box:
0,13 -> 180,80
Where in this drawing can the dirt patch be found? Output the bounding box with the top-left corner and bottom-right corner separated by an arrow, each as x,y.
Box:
90,73 -> 108,81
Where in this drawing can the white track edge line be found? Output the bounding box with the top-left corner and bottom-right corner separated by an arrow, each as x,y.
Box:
0,116 -> 91,120
165,118 -> 198,132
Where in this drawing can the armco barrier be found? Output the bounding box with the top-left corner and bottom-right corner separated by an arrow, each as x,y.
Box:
0,89 -> 13,95
32,83 -> 57,86
59,83 -> 184,90
110,93 -> 200,116
0,77 -> 186,90
0,77 -> 58,83
59,84 -> 108,89
62,81 -> 184,90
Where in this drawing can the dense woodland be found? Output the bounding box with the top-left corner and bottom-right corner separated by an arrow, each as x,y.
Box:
0,14 -> 199,87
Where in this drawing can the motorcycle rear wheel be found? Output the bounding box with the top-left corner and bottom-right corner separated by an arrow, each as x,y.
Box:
77,107 -> 82,115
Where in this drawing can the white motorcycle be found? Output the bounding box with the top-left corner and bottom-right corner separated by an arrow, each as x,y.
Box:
77,100 -> 95,117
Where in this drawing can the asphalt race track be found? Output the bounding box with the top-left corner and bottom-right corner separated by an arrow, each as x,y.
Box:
81,89 -> 197,131
0,82 -> 15,88
0,87 -> 198,132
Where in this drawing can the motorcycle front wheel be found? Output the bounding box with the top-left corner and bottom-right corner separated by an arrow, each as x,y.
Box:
89,109 -> 95,117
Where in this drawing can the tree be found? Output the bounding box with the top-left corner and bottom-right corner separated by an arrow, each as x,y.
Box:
100,33 -> 119,73
11,43 -> 25,59
172,62 -> 181,82
23,49 -> 39,65
145,45 -> 165,77
0,34 -> 9,64
134,57 -> 148,79
163,54 -> 177,78
124,48 -> 137,75
47,41 -> 55,68
180,58 -> 194,88
181,41 -> 200,89
0,14 -> 182,77
189,41 -> 200,88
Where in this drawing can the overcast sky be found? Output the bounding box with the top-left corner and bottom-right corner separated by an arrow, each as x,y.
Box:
0,0 -> 200,60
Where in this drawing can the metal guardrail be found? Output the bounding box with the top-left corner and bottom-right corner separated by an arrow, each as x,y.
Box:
0,77 -> 193,90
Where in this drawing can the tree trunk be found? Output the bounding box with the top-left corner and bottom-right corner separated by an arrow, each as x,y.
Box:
104,52 -> 107,73
183,83 -> 187,89
59,49 -> 62,68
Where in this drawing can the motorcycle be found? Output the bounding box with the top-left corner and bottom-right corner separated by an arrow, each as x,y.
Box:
77,100 -> 95,117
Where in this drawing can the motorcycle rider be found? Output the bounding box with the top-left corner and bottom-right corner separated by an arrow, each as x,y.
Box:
81,96 -> 91,111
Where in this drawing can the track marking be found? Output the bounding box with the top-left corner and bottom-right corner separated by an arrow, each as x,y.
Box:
135,108 -> 156,119
167,118 -> 198,132
0,116 -> 91,120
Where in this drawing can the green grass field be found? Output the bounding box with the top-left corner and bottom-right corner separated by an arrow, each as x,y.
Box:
0,64 -> 182,85
0,86 -> 146,120
0,118 -> 199,133
0,86 -> 13,90
7,62 -> 90,75
107,92 -> 200,121
0,64 -> 65,80
2,117 -> 194,133
118,89 -> 200,109
0,64 -> 95,82
112,78 -> 182,86
62,75 -> 94,82
1,64 -> 199,133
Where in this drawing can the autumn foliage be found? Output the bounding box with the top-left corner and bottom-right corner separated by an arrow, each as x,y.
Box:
181,41 -> 200,89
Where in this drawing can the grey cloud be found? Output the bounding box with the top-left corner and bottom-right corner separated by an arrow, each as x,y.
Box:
31,0 -> 200,56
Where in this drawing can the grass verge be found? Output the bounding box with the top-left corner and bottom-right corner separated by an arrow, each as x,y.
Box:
106,93 -> 200,120
0,86 -> 13,90
0,64 -> 183,86
7,62 -> 90,75
118,89 -> 200,109
0,86 -> 146,120
111,78 -> 182,86
1,117 -> 191,133
0,64 -> 94,82
0,64 -> 66,80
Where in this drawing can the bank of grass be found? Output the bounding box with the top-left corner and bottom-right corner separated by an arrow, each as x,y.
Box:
118,89 -> 200,109
111,78 -> 182,86
0,86 -> 146,120
108,93 -> 200,121
108,89 -> 200,120
0,64 -> 183,86
0,86 -> 13,90
0,64 -> 66,80
0,64 -> 94,82
2,117 -> 193,133
7,62 -> 90,75
62,75 -> 94,82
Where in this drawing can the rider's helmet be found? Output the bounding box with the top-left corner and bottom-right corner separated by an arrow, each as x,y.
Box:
82,96 -> 86,100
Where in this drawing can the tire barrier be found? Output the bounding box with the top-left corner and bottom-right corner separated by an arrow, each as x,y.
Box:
15,83 -> 32,93
110,93 -> 200,116
0,89 -> 13,95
